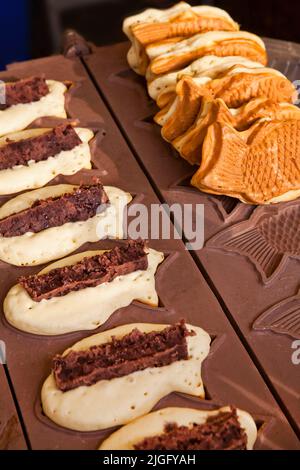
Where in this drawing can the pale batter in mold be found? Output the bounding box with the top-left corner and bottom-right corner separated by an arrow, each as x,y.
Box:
0,127 -> 93,195
41,322 -> 210,430
4,248 -> 164,335
99,406 -> 257,449
0,184 -> 132,266
0,80 -> 67,137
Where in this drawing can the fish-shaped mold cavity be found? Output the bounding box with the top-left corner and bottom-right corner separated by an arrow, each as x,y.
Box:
210,195 -> 248,223
206,202 -> 300,284
148,31 -> 267,75
191,118 -> 300,204
173,97 -> 300,165
253,290 -> 300,339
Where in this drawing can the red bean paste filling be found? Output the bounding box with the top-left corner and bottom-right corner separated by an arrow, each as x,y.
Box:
0,124 -> 81,171
0,182 -> 109,238
134,407 -> 248,450
52,321 -> 191,392
0,77 -> 49,110
19,239 -> 148,302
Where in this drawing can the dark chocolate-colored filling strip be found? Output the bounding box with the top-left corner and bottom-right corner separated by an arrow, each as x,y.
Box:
0,124 -> 82,171
0,182 -> 109,238
20,239 -> 148,302
0,77 -> 49,110
53,321 -> 191,392
134,408 -> 248,450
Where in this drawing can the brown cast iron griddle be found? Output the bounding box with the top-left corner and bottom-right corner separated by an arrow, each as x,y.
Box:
0,52 -> 298,449
83,38 -> 300,436
0,366 -> 27,449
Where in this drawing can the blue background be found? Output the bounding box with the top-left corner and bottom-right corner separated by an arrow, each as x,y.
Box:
0,0 -> 30,70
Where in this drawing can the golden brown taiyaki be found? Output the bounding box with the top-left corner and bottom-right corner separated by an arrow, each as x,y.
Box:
155,77 -> 207,143
123,2 -> 239,75
156,64 -> 294,110
155,72 -> 296,143
147,55 -> 263,106
148,31 -> 267,75
191,119 -> 300,204
174,97 -> 300,165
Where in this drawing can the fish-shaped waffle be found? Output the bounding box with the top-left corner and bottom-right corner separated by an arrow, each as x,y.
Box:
147,55 -> 263,106
253,289 -> 300,339
155,70 -> 295,137
148,31 -> 267,75
174,97 -> 300,165
191,118 -> 300,204
123,2 -> 238,75
206,202 -> 300,283
155,77 -> 209,144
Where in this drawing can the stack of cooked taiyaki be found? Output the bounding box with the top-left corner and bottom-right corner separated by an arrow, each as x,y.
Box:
123,2 -> 300,204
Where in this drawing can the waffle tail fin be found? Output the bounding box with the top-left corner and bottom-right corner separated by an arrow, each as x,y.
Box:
191,121 -> 247,195
174,98 -> 235,165
160,77 -> 210,142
